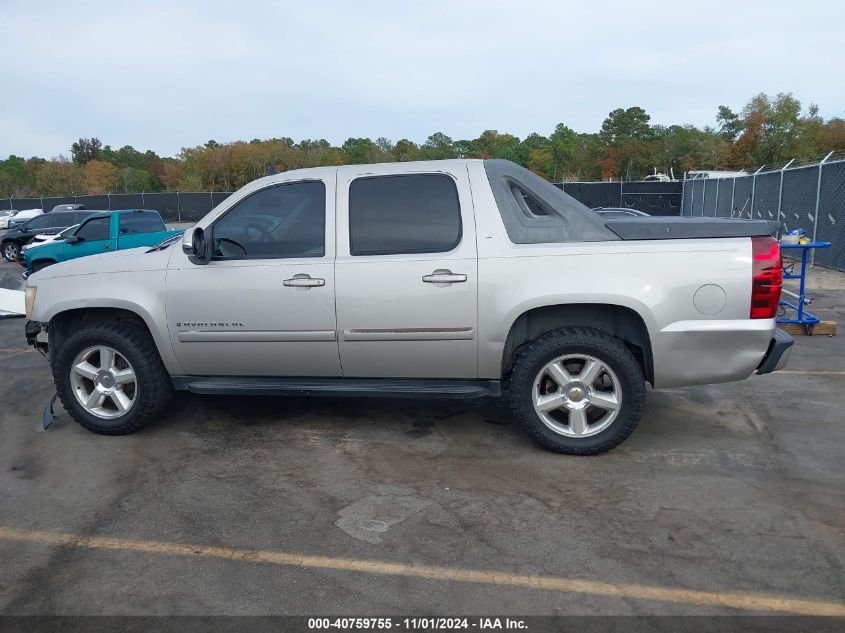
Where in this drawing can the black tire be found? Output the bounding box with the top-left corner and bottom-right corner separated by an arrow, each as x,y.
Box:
53,320 -> 173,435
32,259 -> 56,273
509,326 -> 645,455
2,241 -> 19,262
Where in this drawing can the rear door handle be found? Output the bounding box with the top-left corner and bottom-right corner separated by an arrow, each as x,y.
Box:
283,274 -> 325,289
422,269 -> 467,285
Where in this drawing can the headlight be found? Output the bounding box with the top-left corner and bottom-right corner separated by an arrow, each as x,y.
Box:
25,287 -> 36,319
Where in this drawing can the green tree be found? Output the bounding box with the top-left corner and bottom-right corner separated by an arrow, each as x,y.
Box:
341,137 -> 379,164
0,155 -> 33,197
421,132 -> 455,160
393,139 -> 423,162
70,137 -> 102,164
599,107 -> 655,179
115,167 -> 153,193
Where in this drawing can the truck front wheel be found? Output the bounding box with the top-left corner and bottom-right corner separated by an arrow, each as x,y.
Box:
509,327 -> 645,455
2,241 -> 19,262
53,321 -> 173,435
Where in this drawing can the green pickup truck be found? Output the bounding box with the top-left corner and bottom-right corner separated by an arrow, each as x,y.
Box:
23,209 -> 182,276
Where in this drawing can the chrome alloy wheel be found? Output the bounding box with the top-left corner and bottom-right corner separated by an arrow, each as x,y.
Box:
70,345 -> 138,419
4,243 -> 17,261
531,354 -> 622,438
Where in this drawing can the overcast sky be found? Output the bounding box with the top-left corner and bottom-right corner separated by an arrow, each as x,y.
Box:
2,0 -> 843,159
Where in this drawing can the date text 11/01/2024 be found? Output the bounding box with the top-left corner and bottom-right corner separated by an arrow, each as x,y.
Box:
307,618 -> 527,630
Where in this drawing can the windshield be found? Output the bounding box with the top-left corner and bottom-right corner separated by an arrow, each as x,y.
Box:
23,214 -> 55,230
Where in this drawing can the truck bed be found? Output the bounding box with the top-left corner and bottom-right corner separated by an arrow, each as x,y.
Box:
604,217 -> 777,240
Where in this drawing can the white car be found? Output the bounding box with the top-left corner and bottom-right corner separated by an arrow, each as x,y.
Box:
7,208 -> 44,230
21,224 -> 80,254
0,210 -> 19,230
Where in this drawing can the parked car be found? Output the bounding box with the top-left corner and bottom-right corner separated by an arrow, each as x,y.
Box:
1,211 -> 93,262
50,203 -> 87,213
7,208 -> 44,231
592,207 -> 650,219
0,210 -> 19,230
21,224 -> 81,256
24,160 -> 791,454
23,210 -> 181,275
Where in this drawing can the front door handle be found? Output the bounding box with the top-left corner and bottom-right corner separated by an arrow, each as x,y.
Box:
422,269 -> 467,285
283,274 -> 325,289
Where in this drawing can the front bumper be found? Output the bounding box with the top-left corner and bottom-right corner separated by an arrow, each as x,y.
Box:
755,329 -> 794,375
25,320 -> 48,350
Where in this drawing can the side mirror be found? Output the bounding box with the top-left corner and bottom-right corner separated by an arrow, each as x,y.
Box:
183,227 -> 210,265
66,235 -> 82,244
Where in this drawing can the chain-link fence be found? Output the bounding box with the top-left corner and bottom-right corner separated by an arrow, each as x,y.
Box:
2,180 -> 684,224
557,180 -> 681,215
681,156 -> 845,271
1,192 -> 234,223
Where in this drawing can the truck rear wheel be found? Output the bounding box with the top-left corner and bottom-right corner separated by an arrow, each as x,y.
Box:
53,321 -> 173,435
508,327 -> 645,455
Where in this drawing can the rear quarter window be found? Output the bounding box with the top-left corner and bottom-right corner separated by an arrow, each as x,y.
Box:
119,212 -> 165,234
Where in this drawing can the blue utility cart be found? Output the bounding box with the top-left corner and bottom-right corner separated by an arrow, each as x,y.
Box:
778,241 -> 832,334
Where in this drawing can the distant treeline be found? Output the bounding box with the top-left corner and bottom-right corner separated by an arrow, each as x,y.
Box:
2,92 -> 844,198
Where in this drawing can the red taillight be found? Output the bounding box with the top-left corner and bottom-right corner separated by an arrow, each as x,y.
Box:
750,236 -> 782,319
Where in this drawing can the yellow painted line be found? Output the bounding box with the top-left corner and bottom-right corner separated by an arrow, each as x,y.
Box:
1,527 -> 844,615
777,370 -> 845,376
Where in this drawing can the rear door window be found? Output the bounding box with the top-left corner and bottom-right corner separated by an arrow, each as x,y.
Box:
349,174 -> 462,256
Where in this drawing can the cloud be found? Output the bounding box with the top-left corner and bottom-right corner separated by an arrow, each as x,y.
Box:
1,0 -> 843,158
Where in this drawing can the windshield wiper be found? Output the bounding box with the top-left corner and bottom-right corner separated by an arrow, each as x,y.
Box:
147,233 -> 183,252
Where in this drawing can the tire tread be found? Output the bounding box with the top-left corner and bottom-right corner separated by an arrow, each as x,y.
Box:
509,326 -> 645,455
53,320 -> 172,435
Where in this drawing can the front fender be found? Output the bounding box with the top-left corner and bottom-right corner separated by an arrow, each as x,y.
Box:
32,270 -> 184,375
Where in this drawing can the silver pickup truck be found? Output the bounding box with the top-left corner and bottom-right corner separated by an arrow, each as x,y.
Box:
24,159 -> 791,454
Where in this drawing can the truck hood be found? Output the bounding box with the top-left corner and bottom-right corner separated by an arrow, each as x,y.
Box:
27,246 -> 172,281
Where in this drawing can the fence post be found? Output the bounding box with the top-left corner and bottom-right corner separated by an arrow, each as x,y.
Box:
689,179 -> 695,216
776,159 -> 795,235
730,178 -> 736,217
713,178 -> 719,217
619,178 -> 623,207
749,166 -> 765,219
810,151 -> 834,266
701,180 -> 707,218
141,191 -> 145,209
107,192 -> 111,210
177,191 -> 181,223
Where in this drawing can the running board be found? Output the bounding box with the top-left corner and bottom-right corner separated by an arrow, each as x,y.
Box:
171,376 -> 501,399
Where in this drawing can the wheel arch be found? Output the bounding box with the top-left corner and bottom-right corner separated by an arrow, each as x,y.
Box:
30,258 -> 58,271
2,239 -> 20,256
48,306 -> 157,364
501,303 -> 654,385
